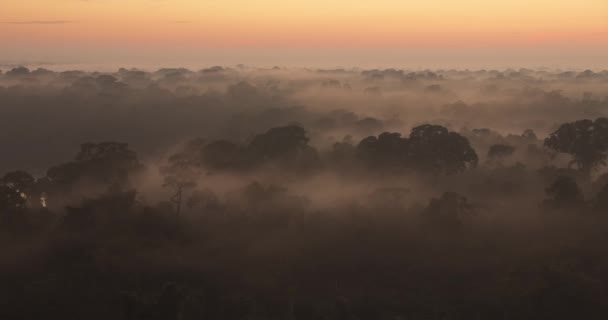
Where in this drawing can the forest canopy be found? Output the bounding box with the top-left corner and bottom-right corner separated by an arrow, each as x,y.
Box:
1,66 -> 608,319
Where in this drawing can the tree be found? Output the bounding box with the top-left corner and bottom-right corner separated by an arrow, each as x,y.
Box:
0,171 -> 34,211
162,175 -> 196,216
0,185 -> 26,211
409,124 -> 478,174
249,125 -> 320,170
423,192 -> 475,228
250,125 -> 309,159
46,142 -> 143,195
465,127 -> 505,147
167,138 -> 206,169
488,144 -> 515,159
1,171 -> 35,193
545,118 -> 608,177
487,144 -> 515,167
355,126 -> 478,174
161,141 -> 204,216
522,129 -> 538,141
6,66 -> 30,77
328,140 -> 356,166
542,176 -> 585,211
356,132 -> 409,169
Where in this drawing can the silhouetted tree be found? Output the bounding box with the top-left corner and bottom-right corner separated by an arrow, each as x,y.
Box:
46,142 -> 143,196
507,129 -> 539,145
163,176 -> 196,216
542,176 -> 585,211
251,125 -> 309,158
356,132 -> 409,169
545,118 -> 608,177
1,171 -> 35,193
466,127 -> 505,147
487,144 -> 515,167
409,124 -> 478,174
6,66 -> 30,77
249,125 -> 320,170
0,171 -> 35,211
328,140 -> 356,167
1,171 -> 35,206
355,117 -> 383,133
0,184 -> 26,211
167,138 -> 207,169
161,139 -> 208,215
488,144 -> 515,159
423,192 -> 475,228
522,129 -> 538,141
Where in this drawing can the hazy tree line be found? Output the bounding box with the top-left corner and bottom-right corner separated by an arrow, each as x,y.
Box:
1,65 -> 607,174
1,66 -> 608,319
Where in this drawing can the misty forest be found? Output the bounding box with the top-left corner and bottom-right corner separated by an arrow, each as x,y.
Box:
2,65 -> 608,319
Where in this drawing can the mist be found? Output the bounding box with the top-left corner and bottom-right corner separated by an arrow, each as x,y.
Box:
3,44 -> 608,72
1,65 -> 608,319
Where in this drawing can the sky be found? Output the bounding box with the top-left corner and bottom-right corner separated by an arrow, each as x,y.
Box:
1,0 -> 607,69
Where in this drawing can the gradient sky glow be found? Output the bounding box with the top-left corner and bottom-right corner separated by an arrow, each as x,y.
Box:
2,0 -> 607,68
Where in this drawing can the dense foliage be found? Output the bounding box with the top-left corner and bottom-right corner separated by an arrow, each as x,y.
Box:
1,66 -> 608,319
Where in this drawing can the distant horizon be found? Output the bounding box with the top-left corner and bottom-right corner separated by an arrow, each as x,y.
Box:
3,2 -> 608,318
3,45 -> 607,72
2,58 -> 607,73
3,0 -> 607,71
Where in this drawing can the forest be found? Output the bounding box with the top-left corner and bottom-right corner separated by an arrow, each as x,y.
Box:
1,65 -> 608,319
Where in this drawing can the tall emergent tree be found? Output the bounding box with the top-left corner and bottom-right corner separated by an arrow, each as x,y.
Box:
545,118 -> 608,177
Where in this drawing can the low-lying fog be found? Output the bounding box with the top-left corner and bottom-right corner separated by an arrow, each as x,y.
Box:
1,65 -> 608,319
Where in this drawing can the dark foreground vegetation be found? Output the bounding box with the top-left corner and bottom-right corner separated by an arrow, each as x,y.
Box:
1,66 -> 608,319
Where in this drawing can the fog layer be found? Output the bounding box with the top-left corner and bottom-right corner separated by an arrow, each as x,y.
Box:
1,66 -> 608,319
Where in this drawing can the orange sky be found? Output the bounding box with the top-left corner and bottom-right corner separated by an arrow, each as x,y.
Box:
1,0 -> 607,68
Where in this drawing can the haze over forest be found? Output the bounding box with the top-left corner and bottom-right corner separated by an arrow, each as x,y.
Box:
2,0 -> 608,319
1,65 -> 608,319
